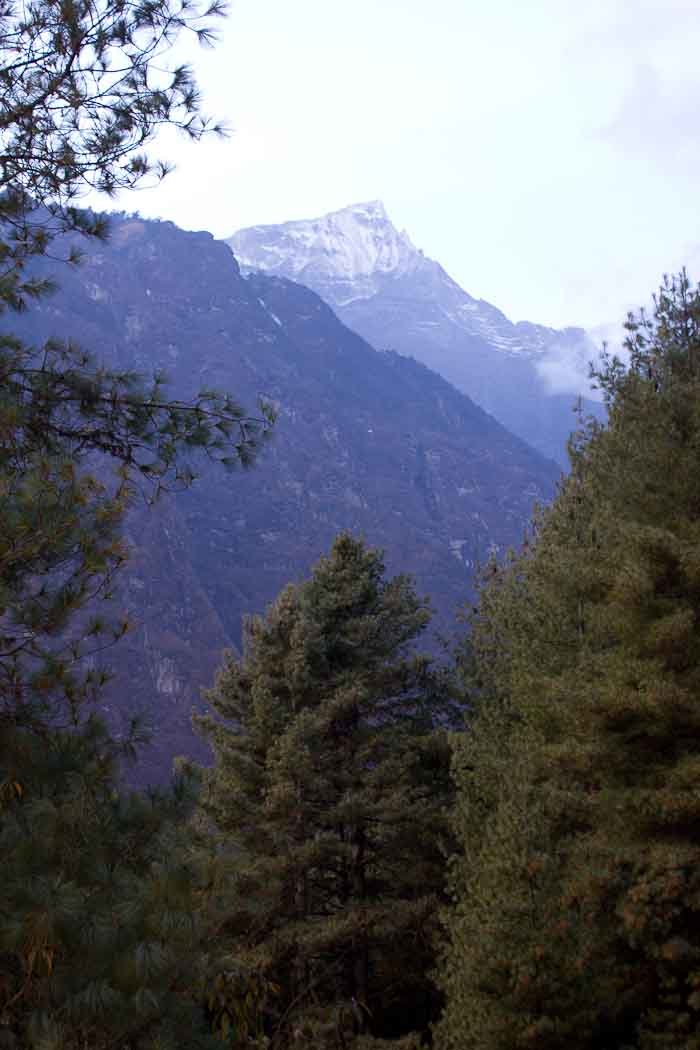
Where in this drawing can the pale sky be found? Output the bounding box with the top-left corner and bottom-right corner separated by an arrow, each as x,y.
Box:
98,0 -> 700,332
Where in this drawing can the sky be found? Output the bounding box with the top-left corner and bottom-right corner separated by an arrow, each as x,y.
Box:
97,0 -> 700,332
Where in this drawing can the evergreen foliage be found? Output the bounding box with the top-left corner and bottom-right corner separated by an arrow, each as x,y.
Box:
0,333 -> 272,733
436,272 -> 700,1050
0,0 -> 228,307
194,534 -> 458,1050
0,718 -> 233,1050
0,0 -> 275,1043
0,0 -> 273,736
0,289 -> 271,1042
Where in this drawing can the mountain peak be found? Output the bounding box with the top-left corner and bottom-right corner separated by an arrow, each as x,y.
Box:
331,199 -> 389,223
228,201 -> 423,294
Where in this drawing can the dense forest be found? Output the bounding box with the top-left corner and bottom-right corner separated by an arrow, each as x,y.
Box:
3,1 -> 700,1048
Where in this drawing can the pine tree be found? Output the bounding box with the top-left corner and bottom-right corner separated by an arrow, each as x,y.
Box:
194,534 -> 458,1050
0,717 -> 238,1050
0,1 -> 276,1042
436,272 -> 700,1050
0,336 -> 271,732
0,326 -> 270,1048
0,306 -> 272,1050
0,0 -> 229,308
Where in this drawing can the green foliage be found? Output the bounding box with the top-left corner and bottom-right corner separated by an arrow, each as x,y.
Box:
0,0 -> 274,729
0,719 -> 233,1049
0,0 -> 276,729
0,0 -> 277,1042
194,534 -> 458,1050
0,0 -> 229,308
436,271 -> 700,1050
0,332 -> 272,1042
0,331 -> 273,730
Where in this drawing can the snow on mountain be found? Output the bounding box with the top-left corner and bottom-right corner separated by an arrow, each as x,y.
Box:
229,201 -> 588,360
230,201 -> 424,306
227,202 -> 604,465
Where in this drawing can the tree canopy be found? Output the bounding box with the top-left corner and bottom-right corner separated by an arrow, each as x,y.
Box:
0,1 -> 275,1044
194,534 -> 458,1050
436,271 -> 700,1050
0,0 -> 274,735
0,0 -> 228,308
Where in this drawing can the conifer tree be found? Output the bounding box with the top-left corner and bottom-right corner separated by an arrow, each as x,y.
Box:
195,534 -> 457,1050
436,271 -> 700,1050
0,289 -> 269,1048
0,0 -> 273,734
0,0 -> 275,1043
0,0 -> 229,307
0,717 -> 236,1050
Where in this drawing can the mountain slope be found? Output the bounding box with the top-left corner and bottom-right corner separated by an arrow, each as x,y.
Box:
229,201 -> 605,465
9,213 -> 559,781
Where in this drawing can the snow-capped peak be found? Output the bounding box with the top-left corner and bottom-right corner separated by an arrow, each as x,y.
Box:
226,203 -> 597,389
345,199 -> 387,222
228,201 -> 422,288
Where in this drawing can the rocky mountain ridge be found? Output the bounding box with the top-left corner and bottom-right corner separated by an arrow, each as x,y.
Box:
230,201 -> 566,355
229,202 -> 605,464
233,200 -> 421,292
9,213 -> 559,781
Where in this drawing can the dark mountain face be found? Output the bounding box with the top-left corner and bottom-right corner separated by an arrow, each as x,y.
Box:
229,201 -> 606,466
9,214 -> 559,781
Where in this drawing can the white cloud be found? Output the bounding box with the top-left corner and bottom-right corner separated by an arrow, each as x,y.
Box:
87,0 -> 700,332
535,335 -> 604,401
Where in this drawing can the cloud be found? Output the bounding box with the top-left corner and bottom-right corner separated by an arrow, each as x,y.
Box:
598,63 -> 700,163
535,331 -> 615,402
